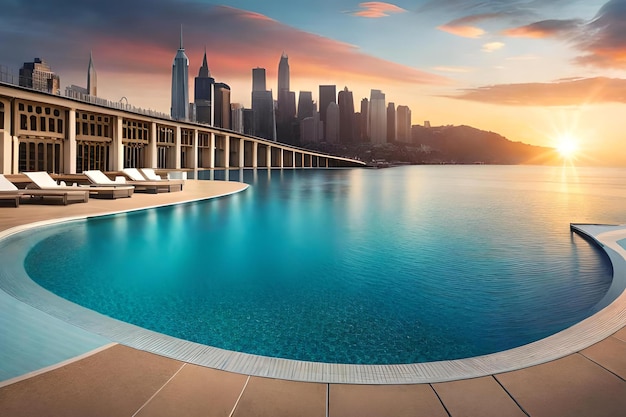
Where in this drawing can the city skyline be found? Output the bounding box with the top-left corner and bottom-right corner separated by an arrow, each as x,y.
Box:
2,1 -> 626,164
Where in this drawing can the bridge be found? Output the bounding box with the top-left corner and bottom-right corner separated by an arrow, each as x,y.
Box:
0,83 -> 365,176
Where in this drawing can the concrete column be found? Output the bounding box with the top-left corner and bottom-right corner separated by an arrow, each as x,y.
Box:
64,109 -> 77,174
149,122 -> 157,168
112,116 -> 124,170
0,99 -> 11,174
224,135 -> 230,168
12,136 -> 19,174
174,125 -> 181,169
239,138 -> 245,168
209,132 -> 215,168
252,141 -> 258,168
279,148 -> 284,168
192,129 -> 199,170
293,152 -> 297,168
266,145 -> 272,168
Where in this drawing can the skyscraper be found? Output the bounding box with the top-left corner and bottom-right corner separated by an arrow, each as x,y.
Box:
297,91 -> 314,120
396,105 -> 412,142
278,52 -> 290,92
194,48 -> 215,125
338,86 -> 355,143
360,98 -> 369,141
318,85 -> 336,129
369,89 -> 386,144
251,68 -> 276,141
276,54 -> 296,144
87,51 -> 97,96
19,58 -> 60,94
252,68 -> 266,92
325,102 -> 339,143
387,102 -> 396,142
171,26 -> 189,121
214,82 -> 231,129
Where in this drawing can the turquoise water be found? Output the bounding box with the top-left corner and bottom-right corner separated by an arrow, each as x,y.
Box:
24,165 -> 622,364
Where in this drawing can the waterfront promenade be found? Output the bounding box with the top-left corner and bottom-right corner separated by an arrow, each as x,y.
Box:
0,179 -> 625,416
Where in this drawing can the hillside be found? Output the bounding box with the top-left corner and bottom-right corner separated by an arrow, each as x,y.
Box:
302,124 -> 560,165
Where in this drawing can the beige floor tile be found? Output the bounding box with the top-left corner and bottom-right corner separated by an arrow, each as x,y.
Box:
135,364 -> 248,417
433,376 -> 526,417
612,326 -> 626,342
581,336 -> 626,380
232,376 -> 326,417
496,353 -> 626,417
0,344 -> 181,417
329,384 -> 448,417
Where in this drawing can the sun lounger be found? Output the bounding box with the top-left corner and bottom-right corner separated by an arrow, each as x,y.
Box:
1,173 -> 88,205
119,168 -> 183,193
84,170 -> 129,187
24,171 -> 133,199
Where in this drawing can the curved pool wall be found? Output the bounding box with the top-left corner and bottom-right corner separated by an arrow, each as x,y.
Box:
1,190 -> 626,383
21,168 -> 617,365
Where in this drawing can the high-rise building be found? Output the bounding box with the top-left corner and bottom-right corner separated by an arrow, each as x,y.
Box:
276,53 -> 296,144
360,98 -> 369,141
171,26 -> 189,121
277,89 -> 297,143
396,105 -> 412,142
231,103 -> 244,133
194,48 -> 215,125
19,58 -> 60,94
251,67 -> 276,141
87,51 -> 97,96
338,86 -> 355,143
369,89 -> 386,144
214,82 -> 231,129
278,52 -> 290,92
297,91 -> 314,120
252,68 -> 266,92
325,102 -> 340,143
318,85 -> 336,129
387,102 -> 396,142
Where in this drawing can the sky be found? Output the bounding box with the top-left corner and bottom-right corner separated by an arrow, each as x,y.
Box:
2,0 -> 626,165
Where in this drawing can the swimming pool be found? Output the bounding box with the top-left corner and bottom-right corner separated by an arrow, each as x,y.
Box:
21,166 -> 622,364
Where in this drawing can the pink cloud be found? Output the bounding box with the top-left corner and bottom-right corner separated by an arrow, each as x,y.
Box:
503,19 -> 582,39
446,77 -> 626,106
438,24 -> 485,38
351,2 -> 407,18
91,6 -> 445,89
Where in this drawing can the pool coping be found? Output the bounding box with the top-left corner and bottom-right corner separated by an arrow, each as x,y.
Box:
1,186 -> 625,384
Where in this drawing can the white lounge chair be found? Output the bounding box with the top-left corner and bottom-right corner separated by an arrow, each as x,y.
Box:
122,168 -> 148,182
84,170 -> 128,186
139,168 -> 163,181
2,173 -> 88,205
24,171 -> 133,199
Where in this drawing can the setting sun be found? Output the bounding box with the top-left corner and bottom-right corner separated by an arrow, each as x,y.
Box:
555,134 -> 580,159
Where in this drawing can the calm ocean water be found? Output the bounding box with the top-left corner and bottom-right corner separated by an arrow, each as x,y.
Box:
25,165 -> 624,364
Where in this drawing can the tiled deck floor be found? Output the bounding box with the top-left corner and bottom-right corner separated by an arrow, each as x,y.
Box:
1,179 -> 625,416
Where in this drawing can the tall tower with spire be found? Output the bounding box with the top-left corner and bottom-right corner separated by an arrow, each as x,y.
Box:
87,51 -> 97,96
171,25 -> 189,121
194,47 -> 215,125
276,53 -> 296,143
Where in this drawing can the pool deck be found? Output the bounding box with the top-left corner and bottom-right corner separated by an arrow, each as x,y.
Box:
1,179 -> 626,416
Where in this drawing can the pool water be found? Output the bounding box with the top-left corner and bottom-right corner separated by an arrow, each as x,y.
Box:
24,165 -> 621,364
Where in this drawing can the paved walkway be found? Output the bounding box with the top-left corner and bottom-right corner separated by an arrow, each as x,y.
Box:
0,179 -> 625,416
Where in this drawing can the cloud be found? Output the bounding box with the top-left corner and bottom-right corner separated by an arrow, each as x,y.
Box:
437,13 -> 505,38
351,2 -> 407,18
445,77 -> 626,106
432,66 -> 474,73
574,0 -> 626,69
0,1 -> 446,109
503,19 -> 583,38
482,42 -> 505,52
